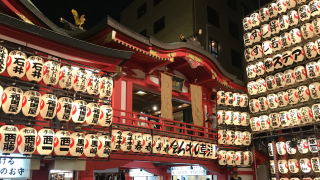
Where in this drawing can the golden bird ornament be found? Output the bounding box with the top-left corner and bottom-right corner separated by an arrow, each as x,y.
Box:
71,9 -> 85,29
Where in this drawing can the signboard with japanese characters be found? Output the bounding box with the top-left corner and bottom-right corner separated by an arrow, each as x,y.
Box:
0,154 -> 30,179
171,166 -> 206,176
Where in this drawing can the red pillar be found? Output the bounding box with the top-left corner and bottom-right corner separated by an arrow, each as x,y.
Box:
113,77 -> 122,122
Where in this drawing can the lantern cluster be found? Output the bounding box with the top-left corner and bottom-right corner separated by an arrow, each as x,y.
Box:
217,90 -> 248,107
217,110 -> 250,126
218,130 -> 251,146
218,150 -> 252,166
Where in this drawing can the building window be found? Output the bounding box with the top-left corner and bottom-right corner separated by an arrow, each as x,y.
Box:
227,0 -> 237,11
139,29 -> 147,37
209,39 -> 219,59
241,3 -> 250,16
231,49 -> 242,68
154,0 -> 162,6
154,16 -> 165,34
229,20 -> 239,39
207,6 -> 219,27
137,2 -> 147,19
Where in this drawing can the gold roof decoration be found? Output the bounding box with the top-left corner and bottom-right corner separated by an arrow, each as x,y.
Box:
71,9 -> 85,29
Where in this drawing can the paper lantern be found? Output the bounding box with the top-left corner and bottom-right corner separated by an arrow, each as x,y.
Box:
54,130 -> 70,156
241,112 -> 250,126
212,144 -> 218,159
271,36 -> 282,52
276,141 -> 287,155
192,141 -> 200,157
244,48 -> 254,62
184,140 -> 192,157
204,143 -> 212,159
100,76 -> 113,98
120,131 -> 133,152
142,134 -> 152,154
294,66 -> 307,82
268,3 -> 278,18
226,151 -> 236,166
284,69 -> 295,86
278,159 -> 289,174
251,29 -> 261,43
0,125 -> 18,154
314,178 -> 320,180
300,106 -> 314,123
225,111 -> 234,125
266,75 -> 277,90
36,128 -> 54,155
299,5 -> 311,21
275,73 -> 286,88
262,41 -> 273,55
316,39 -> 320,54
297,86 -> 310,102
176,139 -> 186,157
290,28 -> 302,44
288,109 -> 301,125
281,32 -> 292,47
240,94 -> 248,107
306,61 -> 320,78
217,110 -> 225,125
305,42 -> 318,59
247,81 -> 257,95
300,158 -> 311,173
218,130 -> 227,144
233,93 -> 241,107
261,24 -> 271,39
234,131 -> 243,145
59,65 -> 74,90
243,151 -> 253,166
226,130 -> 235,145
70,132 -> 85,156
291,46 -> 305,62
71,100 -> 87,124
264,58 -> 274,73
287,88 -> 299,105
268,143 -> 274,156
43,61 -> 60,86
255,61 -> 265,76
85,103 -> 100,126
250,117 -> 261,131
311,157 -> 320,172
301,23 -> 314,39
218,150 -> 227,165
249,99 -> 260,113
269,19 -> 280,35
282,51 -> 293,66
21,90 -> 41,117
87,73 -> 101,95
308,136 -> 318,153
99,105 -> 113,127
168,137 -> 179,156
73,69 -> 88,92
235,151 -> 244,166
56,97 -> 73,122
39,94 -> 57,119
313,18 -> 320,35
2,86 -> 23,115
256,78 -> 267,94
259,8 -> 270,22
279,111 -> 290,127
287,0 -> 297,9
270,160 -> 276,174
309,0 -> 320,16
286,141 -> 297,155
233,111 -> 241,125
242,131 -> 251,146
217,90 -> 226,105
6,50 -> 27,79
277,0 -> 287,13
273,54 -> 284,69
25,56 -> 44,83
243,17 -> 252,31
246,64 -> 256,79
298,139 -> 309,154
0,46 -> 7,74
225,92 -> 233,106
277,91 -> 288,107
270,113 -> 280,128
84,134 -> 98,157
197,142 -> 207,158
312,103 -> 320,121
309,82 -> 320,99
97,134 -> 111,158
111,130 -> 122,151
260,115 -> 270,130
258,96 -> 268,111
152,135 -> 162,154
250,13 -> 260,28
17,127 -> 37,155
288,10 -> 299,26
279,15 -> 289,31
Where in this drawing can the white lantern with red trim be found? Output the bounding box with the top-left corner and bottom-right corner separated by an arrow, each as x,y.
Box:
268,3 -> 278,18
250,13 -> 260,28
142,133 -> 152,154
262,41 -> 273,55
6,50 -> 27,79
85,103 -> 100,126
276,141 -> 287,155
244,48 -> 254,62
17,127 -> 37,155
87,73 -> 101,95
191,141 -> 200,157
308,135 -> 318,153
251,29 -> 261,43
97,134 -> 111,158
0,46 -> 7,74
233,93 -> 241,107
255,61 -> 265,76
279,111 -> 290,127
243,151 -> 253,166
309,82 -> 320,99
56,97 -> 73,122
298,139 -> 309,154
242,131 -> 251,146
299,5 -> 311,21
225,111 -> 234,125
111,130 -> 122,151
300,106 -> 314,123
297,85 -> 310,102
277,0 -> 287,13
304,42 -> 318,59
71,100 -> 87,124
300,158 -> 312,173
288,109 -> 301,125
249,99 -> 260,113
301,23 -> 314,39
243,17 -> 252,31
217,110 -> 225,125
282,51 -> 293,66
225,92 -> 233,106
260,115 -> 270,130
168,137 -> 179,156
59,65 -> 74,90
84,134 -> 98,157
226,130 -> 235,145
309,0 -> 320,16
226,151 -> 236,166
279,15 -> 289,31
240,94 -> 248,107
233,111 -> 241,125
264,58 -> 275,73
241,112 -> 250,126
290,28 -> 302,44
311,157 -> 320,172
250,117 -> 261,131
100,76 -> 113,98
54,130 -> 70,156
312,103 -> 320,121
185,140 -> 192,157
205,143 -> 212,159
278,159 -> 289,174
73,69 -> 88,92
287,88 -> 299,105
21,90 -> 41,117
273,54 -> 284,69
43,61 -> 60,86
218,130 -> 227,145
258,96 -> 268,112
25,56 -> 43,83
120,131 -> 132,152
270,160 -> 276,174
259,8 -> 270,22
39,94 -> 57,119
197,142 -> 207,158
99,105 -> 113,127
286,141 -> 297,155
261,24 -> 271,39
217,91 -> 226,105
270,113 -> 280,128
291,46 -> 306,62
160,136 -> 170,155
294,66 -> 307,82
235,151 -> 244,166
306,61 -> 320,78
287,0 -> 296,9
36,128 -> 54,155
247,81 -> 258,95
152,135 -> 162,154
288,10 -> 299,26
268,143 -> 274,156
234,131 -> 243,145
271,36 -> 282,52
218,150 -> 227,165
70,132 -> 85,156
313,18 -> 320,35
267,94 -> 279,109
275,72 -> 286,88
2,86 -> 23,115
0,125 -> 18,154
269,20 -> 280,35
276,91 -> 287,107
284,69 -> 295,86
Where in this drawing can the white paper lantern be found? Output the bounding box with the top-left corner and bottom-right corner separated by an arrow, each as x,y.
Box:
271,36 -> 282,52
39,94 -> 57,119
316,39 -> 320,55
311,157 -> 320,172
6,50 -> 27,79
261,24 -> 271,39
17,127 -> 37,155
0,46 -> 7,74
235,151 -> 244,166
309,0 -> 320,16
279,15 -> 289,31
288,109 -> 301,125
211,144 -> 218,159
0,125 -> 18,154
273,54 -> 284,69
284,69 -> 295,85
251,29 -> 261,43
269,20 -> 280,35
226,130 -> 235,145
260,115 -> 270,130
277,91 -> 288,107
243,151 -> 253,166
270,160 -> 276,174
233,111 -> 241,125
288,10 -> 299,26
258,96 -> 268,111
286,141 -> 297,155
168,137 -> 179,156
226,151 -> 236,166
255,61 -> 265,76
250,13 -> 260,28
54,130 -> 70,156
240,94 -> 248,107
268,94 -> 279,109
70,132 -> 85,156
246,64 -> 256,79
225,111 -> 234,125
192,141 -> 200,157
282,51 -> 293,66
268,3 -> 279,18
100,76 -> 113,98
307,61 -> 320,78
85,103 -> 100,126
233,93 -> 241,107
297,86 -> 310,102
225,92 -> 233,106
266,75 -> 277,90
313,18 -> 320,35
298,139 -> 309,154
281,32 -> 292,48
299,5 -> 311,21
277,0 -> 287,13
249,99 -> 260,113
300,106 -> 314,123
276,141 -> 287,155
301,23 -> 314,39
250,117 -> 261,131
287,88 -> 299,105
97,134 -> 111,158
218,130 -> 227,144
43,61 -> 60,86
36,128 -> 54,155
99,105 -> 113,127
247,81 -> 258,95
2,86 -> 23,115
262,41 -> 273,55
84,134 -> 98,157
217,110 -> 225,125
308,135 -> 318,153
25,56 -> 44,83
294,66 -> 307,83
177,139 -> 186,157
270,113 -> 281,128
111,130 -> 122,151
304,42 -> 318,60
71,100 -> 87,124
242,131 -> 251,146
197,142 -> 207,158
120,131 -> 133,152
275,73 -> 286,88
309,82 -> 320,99
218,150 -> 227,165
259,8 -> 270,22
312,103 -> 320,121
264,58 -> 274,73
59,65 -> 74,90
290,28 -> 302,44
56,97 -> 73,122
73,69 -> 88,92
314,178 -> 320,180
87,73 -> 101,95
300,158 -> 312,173
278,159 -> 289,174
279,111 -> 290,127
21,90 -> 41,117
234,131 -> 243,145
244,48 -> 254,62
256,78 -> 267,94
152,135 -> 162,154
291,46 -> 306,62
217,90 -> 226,105
142,133 -> 152,154
268,143 -> 274,156
243,17 -> 252,31
287,0 -> 297,9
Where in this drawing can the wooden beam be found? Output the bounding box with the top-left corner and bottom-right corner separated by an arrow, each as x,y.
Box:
170,61 -> 189,70
147,61 -> 172,73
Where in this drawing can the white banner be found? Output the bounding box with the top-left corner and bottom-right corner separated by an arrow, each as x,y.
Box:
171,166 -> 206,176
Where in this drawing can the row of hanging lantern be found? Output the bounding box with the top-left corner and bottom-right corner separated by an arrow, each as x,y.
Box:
270,157 -> 320,174
276,178 -> 320,180
0,46 -> 113,97
217,130 -> 251,146
216,90 -> 248,107
0,86 -> 113,126
218,150 -> 252,166
217,111 -> 250,126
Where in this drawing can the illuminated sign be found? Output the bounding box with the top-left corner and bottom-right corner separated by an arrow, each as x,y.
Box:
0,154 -> 30,179
129,169 -> 154,177
171,166 -> 206,176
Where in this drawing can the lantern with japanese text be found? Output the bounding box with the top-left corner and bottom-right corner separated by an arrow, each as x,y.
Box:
111,130 -> 122,151
286,141 -> 296,155
313,18 -> 320,35
250,117 -> 261,131
275,72 -> 286,88
227,151 -> 236,166
98,134 -> 111,158
0,85 -> 2,109
43,60 -> 60,86
72,100 -> 87,124
100,76 -> 113,98
169,137 -> 179,156
278,159 -> 289,174
259,7 -> 270,22
308,135 -> 318,153
233,111 -> 241,125
241,112 -> 250,126
2,86 -> 23,115
70,132 -> 85,156
299,5 -> 311,21
284,69 -> 295,86
36,128 -> 54,155
17,127 -> 37,155
234,131 -> 243,145
226,130 -> 235,145
26,56 -> 43,83
244,48 -> 254,62
270,113 -> 280,128
233,93 -> 241,107
252,44 -> 263,59
243,33 -> 252,47
261,24 -> 271,39
217,91 -> 226,105
309,0 -> 320,16
298,139 -> 309,154
311,157 -> 320,172
268,143 -> 274,156
300,158 -> 312,173
288,109 -> 301,125
249,99 -> 260,113
264,58 -> 274,73
73,69 -> 88,92
85,103 -> 100,126
291,46 -> 305,62
243,151 -> 253,166
294,66 -> 307,82
152,135 -> 162,154
266,75 -> 277,90
250,13 -> 260,28
269,20 -> 280,35
297,86 -> 310,102
262,40 -> 273,55
309,83 -> 320,99
120,131 -> 132,152
288,10 -> 299,26
7,50 -> 27,79
197,142 -> 207,158
225,110 -> 234,125
243,17 -> 252,31
279,15 -> 289,31
184,140 -> 192,157
0,46 -> 7,74
54,130 -> 70,156
290,28 -> 302,44
300,106 -> 313,123
274,54 -> 284,69
21,90 -> 41,117
271,36 -> 282,52
84,134 -> 98,157
307,61 -> 320,78
235,151 -> 244,166
304,42 -> 318,59
218,130 -> 227,145
287,0 -> 297,9
56,97 -> 73,122
287,88 -> 299,105
258,96 -> 268,112
225,92 -> 233,106
142,133 -> 152,154
270,160 -> 276,174
240,94 -> 248,107
217,110 -> 225,125
160,136 -> 170,155
59,65 -> 74,90
268,94 -> 279,109
282,51 -> 293,66
279,111 -> 290,127
268,3 -> 278,18
277,0 -> 287,13
260,115 -> 270,130
87,73 -> 101,95
301,23 -> 314,39
242,131 -> 251,146
39,94 -> 57,119
205,143 -> 212,159
247,81 -> 258,95
218,150 -> 227,165
0,125 -> 18,154
99,105 -> 113,127
276,141 -> 287,155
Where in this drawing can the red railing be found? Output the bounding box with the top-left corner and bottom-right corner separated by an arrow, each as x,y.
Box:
112,109 -> 217,141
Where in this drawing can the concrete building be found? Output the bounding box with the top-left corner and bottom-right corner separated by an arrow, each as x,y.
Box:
120,0 -> 256,81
